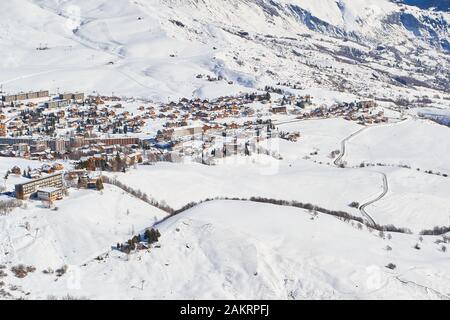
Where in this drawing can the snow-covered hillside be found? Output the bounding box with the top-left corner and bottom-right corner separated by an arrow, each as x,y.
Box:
1,200 -> 448,300
0,185 -> 167,268
0,0 -> 448,101
1,0 -> 449,301
345,119 -> 450,173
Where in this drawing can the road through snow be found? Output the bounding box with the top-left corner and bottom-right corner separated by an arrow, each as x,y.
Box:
332,119 -> 410,226
359,172 -> 388,226
333,126 -> 368,167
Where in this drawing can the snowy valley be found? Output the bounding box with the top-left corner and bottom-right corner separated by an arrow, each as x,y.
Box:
0,0 -> 449,300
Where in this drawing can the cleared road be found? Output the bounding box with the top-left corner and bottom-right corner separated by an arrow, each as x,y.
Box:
333,126 -> 368,167
359,172 -> 388,227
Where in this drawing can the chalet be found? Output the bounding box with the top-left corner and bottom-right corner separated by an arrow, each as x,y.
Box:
11,166 -> 21,175
126,152 -> 143,164
29,170 -> 42,179
271,106 -> 287,114
41,164 -> 54,174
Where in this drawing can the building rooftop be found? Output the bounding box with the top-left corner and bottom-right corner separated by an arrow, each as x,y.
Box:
16,172 -> 63,186
37,187 -> 61,193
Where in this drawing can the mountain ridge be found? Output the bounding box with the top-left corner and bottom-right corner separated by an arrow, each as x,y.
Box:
0,0 -> 448,100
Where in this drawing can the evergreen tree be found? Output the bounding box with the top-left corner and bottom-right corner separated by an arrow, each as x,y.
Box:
145,228 -> 161,244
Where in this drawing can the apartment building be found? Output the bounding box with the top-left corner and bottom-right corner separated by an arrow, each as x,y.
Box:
1,91 -> 49,103
15,173 -> 64,200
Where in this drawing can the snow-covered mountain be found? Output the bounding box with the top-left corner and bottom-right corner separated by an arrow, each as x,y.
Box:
0,0 -> 448,101
1,0 -> 450,301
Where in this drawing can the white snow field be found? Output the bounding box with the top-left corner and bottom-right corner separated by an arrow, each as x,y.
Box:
0,0 -> 450,300
274,118 -> 364,162
1,200 -> 448,300
344,119 -> 450,174
106,156 -> 380,217
362,167 -> 450,233
0,185 -> 167,269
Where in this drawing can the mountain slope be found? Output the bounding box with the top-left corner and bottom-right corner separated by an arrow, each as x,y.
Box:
2,200 -> 448,299
0,0 -> 448,101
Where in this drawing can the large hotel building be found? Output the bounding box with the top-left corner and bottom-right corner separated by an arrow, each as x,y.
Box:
15,173 -> 64,200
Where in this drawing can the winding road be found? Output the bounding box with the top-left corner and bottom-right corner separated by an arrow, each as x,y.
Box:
331,124 -> 392,227
331,118 -> 410,226
359,172 -> 388,226
333,126 -> 368,167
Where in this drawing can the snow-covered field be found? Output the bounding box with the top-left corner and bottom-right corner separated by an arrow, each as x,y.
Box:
1,200 -> 448,300
274,118 -> 364,162
0,185 -> 167,268
362,167 -> 450,233
2,117 -> 449,300
344,119 -> 450,174
106,156 -> 380,217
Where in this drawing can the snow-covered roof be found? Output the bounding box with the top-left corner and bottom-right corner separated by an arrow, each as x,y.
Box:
37,187 -> 61,193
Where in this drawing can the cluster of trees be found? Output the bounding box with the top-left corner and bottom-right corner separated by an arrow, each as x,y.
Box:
264,86 -> 284,95
276,81 -> 302,90
330,150 -> 341,158
349,201 -> 360,208
420,226 -> 450,236
75,152 -> 129,173
145,228 -> 161,245
95,179 -> 104,191
355,162 -> 449,179
22,167 -> 33,178
110,153 -> 127,172
76,158 -> 107,171
244,92 -> 271,102
386,263 -> 396,270
117,228 -> 161,254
